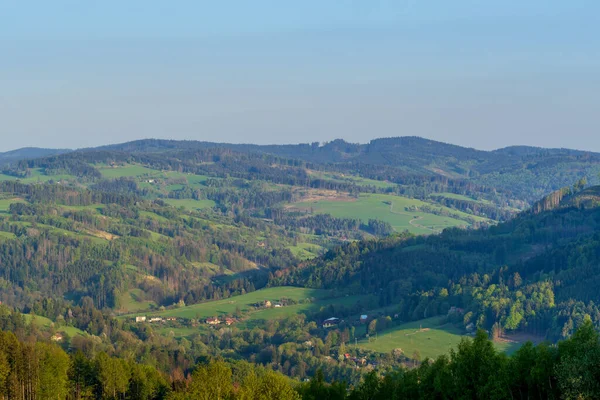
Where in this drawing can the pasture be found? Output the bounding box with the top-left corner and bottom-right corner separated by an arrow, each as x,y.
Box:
98,165 -> 158,178
119,288 -> 157,313
142,287 -> 330,320
291,193 -> 483,234
164,198 -> 215,211
287,242 -> 325,260
0,169 -> 73,183
307,170 -> 397,190
24,314 -> 86,338
129,287 -> 372,332
358,316 -> 521,360
0,198 -> 25,213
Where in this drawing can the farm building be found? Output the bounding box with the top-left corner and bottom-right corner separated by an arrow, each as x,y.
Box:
323,317 -> 340,328
135,316 -> 147,323
448,306 -> 465,315
51,333 -> 64,342
224,317 -> 235,326
206,317 -> 220,325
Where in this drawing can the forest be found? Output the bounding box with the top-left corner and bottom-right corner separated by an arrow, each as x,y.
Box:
1,319 -> 600,399
0,139 -> 600,398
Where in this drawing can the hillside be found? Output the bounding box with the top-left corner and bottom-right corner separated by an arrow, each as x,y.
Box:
91,137 -> 600,204
0,147 -> 71,165
274,184 -> 600,342
0,140 -> 599,389
6,136 -> 600,207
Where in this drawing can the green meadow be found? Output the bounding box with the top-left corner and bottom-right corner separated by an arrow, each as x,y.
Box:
142,287 -> 329,320
164,198 -> 215,211
291,193 -> 485,234
358,316 -> 520,360
307,170 -> 397,190
24,314 -> 86,338
127,286 -> 372,326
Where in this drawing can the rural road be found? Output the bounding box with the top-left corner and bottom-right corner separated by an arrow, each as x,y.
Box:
388,202 -> 440,233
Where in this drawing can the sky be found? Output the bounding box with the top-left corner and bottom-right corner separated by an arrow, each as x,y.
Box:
1,1 -> 599,152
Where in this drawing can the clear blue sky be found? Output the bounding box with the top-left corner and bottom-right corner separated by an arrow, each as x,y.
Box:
1,1 -> 598,151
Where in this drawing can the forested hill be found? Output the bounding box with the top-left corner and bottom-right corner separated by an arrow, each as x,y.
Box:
273,184 -> 600,341
3,137 -> 600,206
0,147 -> 71,164
84,137 -> 600,203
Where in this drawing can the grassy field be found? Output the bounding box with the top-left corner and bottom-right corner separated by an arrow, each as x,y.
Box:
0,169 -> 73,183
429,192 -> 493,205
164,198 -> 215,211
98,165 -> 158,178
140,287 -> 330,320
287,242 -> 325,260
307,170 -> 397,190
119,289 -> 157,313
291,193 -> 484,234
238,293 -> 371,330
0,198 -> 26,213
357,316 -> 520,360
125,287 -> 372,338
24,314 -> 86,338
0,231 -> 16,239
131,287 -> 371,328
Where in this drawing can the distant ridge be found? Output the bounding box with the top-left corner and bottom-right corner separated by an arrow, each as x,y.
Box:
0,147 -> 72,165
3,136 -> 600,204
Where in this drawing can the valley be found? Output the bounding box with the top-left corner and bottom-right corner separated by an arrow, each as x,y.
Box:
0,137 -> 599,397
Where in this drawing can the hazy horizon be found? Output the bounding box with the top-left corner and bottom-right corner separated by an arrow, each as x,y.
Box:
2,135 -> 598,155
2,1 -> 598,152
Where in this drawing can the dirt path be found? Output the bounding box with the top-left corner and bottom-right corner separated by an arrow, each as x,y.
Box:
389,202 -> 440,233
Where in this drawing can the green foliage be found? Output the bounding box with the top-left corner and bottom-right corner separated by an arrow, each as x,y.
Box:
300,323 -> 600,399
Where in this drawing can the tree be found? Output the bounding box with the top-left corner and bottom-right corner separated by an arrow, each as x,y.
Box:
556,318 -> 600,399
449,330 -> 510,399
187,361 -> 233,400
297,369 -> 346,400
255,370 -> 300,400
37,342 -> 70,400
368,320 -> 377,336
95,352 -> 130,399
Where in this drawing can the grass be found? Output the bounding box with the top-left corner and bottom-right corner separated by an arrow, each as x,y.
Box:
287,242 -> 325,260
98,165 -> 158,178
307,170 -> 397,190
0,198 -> 26,213
155,326 -> 208,338
238,293 -> 371,330
165,198 -> 215,211
0,169 -> 73,183
357,316 -> 521,360
119,289 -> 156,313
0,231 -> 16,239
126,287 -> 372,338
291,193 -> 485,235
24,314 -> 86,337
131,286 -> 362,320
429,192 -> 492,205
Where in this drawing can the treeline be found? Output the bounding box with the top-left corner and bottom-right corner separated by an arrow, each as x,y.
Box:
300,321 -> 600,400
0,328 -> 299,399
268,213 -> 396,239
428,195 -> 514,221
5,311 -> 600,399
